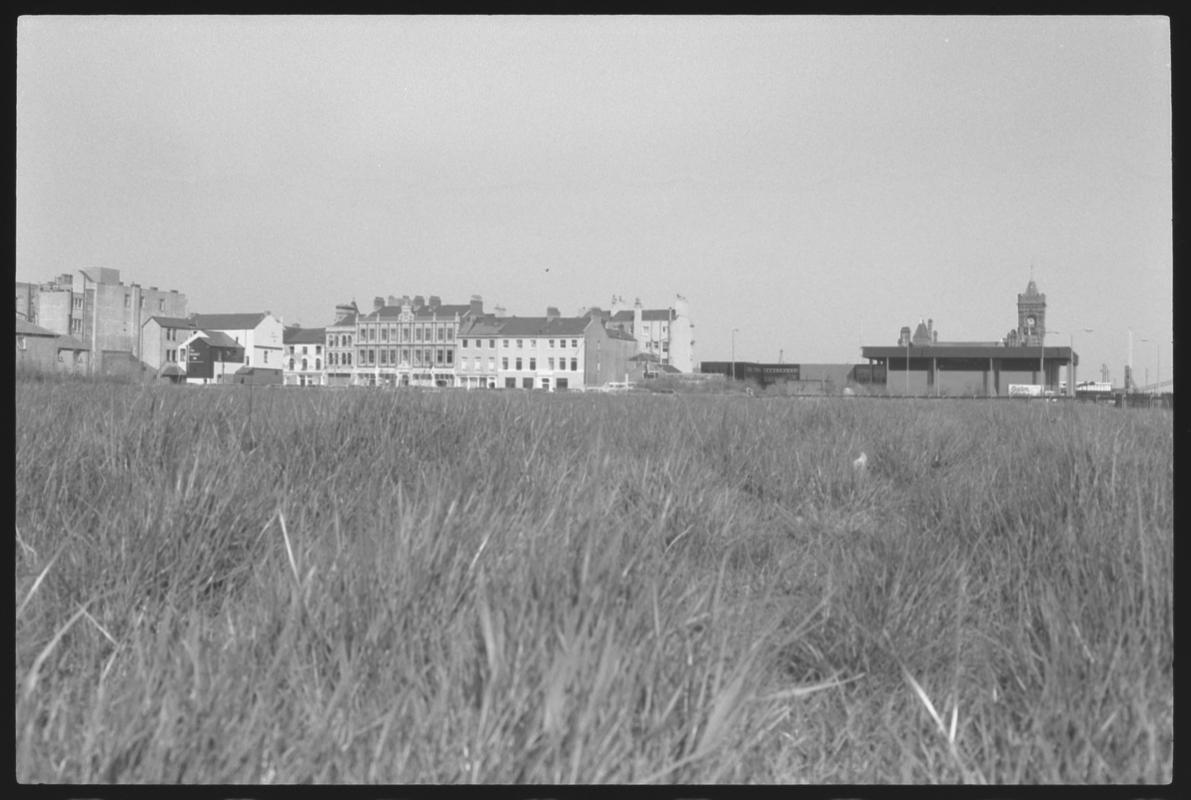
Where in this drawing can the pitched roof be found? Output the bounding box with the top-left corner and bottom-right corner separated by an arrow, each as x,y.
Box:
491,317 -> 592,337
413,303 -> 471,320
610,308 -> 674,322
55,334 -> 90,351
191,313 -> 267,330
283,327 -> 326,344
146,316 -> 195,329
198,330 -> 242,349
458,317 -> 505,337
15,318 -> 58,337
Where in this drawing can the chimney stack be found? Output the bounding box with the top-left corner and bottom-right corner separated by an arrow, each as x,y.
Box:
373,296 -> 385,311
470,295 -> 483,315
546,306 -> 560,320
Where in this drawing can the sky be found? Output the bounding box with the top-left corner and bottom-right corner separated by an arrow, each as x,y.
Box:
17,16 -> 1173,386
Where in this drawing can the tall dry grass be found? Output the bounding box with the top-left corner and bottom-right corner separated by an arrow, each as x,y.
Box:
14,381 -> 1173,783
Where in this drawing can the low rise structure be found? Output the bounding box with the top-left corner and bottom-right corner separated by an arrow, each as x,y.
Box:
140,316 -> 196,372
180,330 -> 246,385
16,317 -> 90,375
189,312 -> 284,382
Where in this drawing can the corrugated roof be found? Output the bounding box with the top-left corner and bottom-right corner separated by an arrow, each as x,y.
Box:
191,313 -> 267,330
283,327 -> 326,344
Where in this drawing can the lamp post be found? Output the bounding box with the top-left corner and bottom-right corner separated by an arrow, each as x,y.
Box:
1051,329 -> 1093,397
905,335 -> 910,396
730,328 -> 739,381
1138,337 -> 1160,391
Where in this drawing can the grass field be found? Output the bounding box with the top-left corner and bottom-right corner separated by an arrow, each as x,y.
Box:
14,378 -> 1173,784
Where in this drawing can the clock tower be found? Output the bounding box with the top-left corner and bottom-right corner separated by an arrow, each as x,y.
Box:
1017,277 -> 1046,347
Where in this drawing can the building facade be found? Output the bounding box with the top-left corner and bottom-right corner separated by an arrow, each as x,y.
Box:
140,316 -> 197,373
180,330 -> 246,384
283,327 -> 327,386
324,294 -> 485,387
16,317 -> 90,375
605,295 -> 695,373
189,312 -> 285,377
14,269 -> 188,374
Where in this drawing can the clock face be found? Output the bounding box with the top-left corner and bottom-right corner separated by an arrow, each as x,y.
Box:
1026,315 -> 1036,327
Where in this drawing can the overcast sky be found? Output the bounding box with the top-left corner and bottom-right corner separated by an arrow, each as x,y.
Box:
17,16 -> 1172,385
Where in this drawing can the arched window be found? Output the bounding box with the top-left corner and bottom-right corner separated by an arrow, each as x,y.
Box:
289,358 -> 295,371
315,358 -> 321,370
301,358 -> 308,371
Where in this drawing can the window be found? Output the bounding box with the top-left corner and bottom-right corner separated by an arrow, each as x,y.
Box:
541,378 -> 550,391
124,294 -> 130,308
571,358 -> 578,371
315,358 -> 321,370
503,339 -> 509,348
516,339 -> 523,349
474,356 -> 482,369
548,339 -> 554,348
18,336 -> 26,350
381,327 -> 389,342
572,340 -> 578,348
530,339 -> 537,348
437,327 -> 445,341
302,346 -> 308,355
380,349 -> 388,365
557,377 -> 568,390
302,358 -> 308,370
529,357 -> 536,370
316,345 -> 322,355
446,350 -> 453,364
436,349 -> 445,365
264,351 -> 269,364
548,357 -> 554,370
522,378 -> 533,389
402,348 -> 410,364
139,297 -> 145,309
505,377 -> 516,388
461,339 -> 468,349
515,357 -> 522,370
489,339 -> 495,349
502,357 -> 509,370
446,328 -> 453,341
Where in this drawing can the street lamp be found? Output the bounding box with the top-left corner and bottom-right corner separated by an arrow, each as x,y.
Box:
904,334 -> 910,396
1138,337 -> 1161,391
730,328 -> 739,381
1051,328 -> 1094,397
